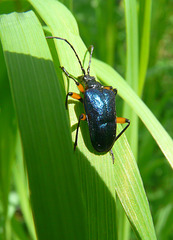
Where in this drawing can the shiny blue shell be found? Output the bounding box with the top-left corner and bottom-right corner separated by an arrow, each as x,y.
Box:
84,88 -> 116,152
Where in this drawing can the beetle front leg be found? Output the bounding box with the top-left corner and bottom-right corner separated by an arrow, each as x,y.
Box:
60,66 -> 85,93
74,114 -> 86,150
65,92 -> 83,109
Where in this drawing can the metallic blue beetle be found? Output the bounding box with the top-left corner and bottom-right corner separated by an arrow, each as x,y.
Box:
46,36 -> 130,162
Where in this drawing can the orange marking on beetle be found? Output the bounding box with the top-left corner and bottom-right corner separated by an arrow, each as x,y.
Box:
81,114 -> 86,121
116,117 -> 126,124
104,86 -> 112,90
71,93 -> 82,100
77,83 -> 85,93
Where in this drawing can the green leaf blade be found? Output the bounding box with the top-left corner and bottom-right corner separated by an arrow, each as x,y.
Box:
0,11 -> 87,240
138,0 -> 152,96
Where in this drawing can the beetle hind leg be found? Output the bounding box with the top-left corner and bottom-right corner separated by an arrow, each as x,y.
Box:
103,86 -> 117,95
109,149 -> 115,164
115,117 -> 130,142
74,114 -> 87,150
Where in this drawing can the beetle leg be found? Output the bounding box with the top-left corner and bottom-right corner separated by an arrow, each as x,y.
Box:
113,88 -> 117,95
65,92 -> 83,109
103,86 -> 117,95
74,114 -> 87,150
115,117 -> 130,141
109,149 -> 115,164
60,66 -> 85,93
103,86 -> 113,90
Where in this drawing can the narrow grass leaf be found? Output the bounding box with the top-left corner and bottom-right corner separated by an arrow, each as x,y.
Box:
0,11 -> 86,240
0,79 -> 17,239
13,134 -> 36,240
123,0 -> 139,157
122,1 -> 139,239
138,0 -> 152,96
124,0 -> 138,92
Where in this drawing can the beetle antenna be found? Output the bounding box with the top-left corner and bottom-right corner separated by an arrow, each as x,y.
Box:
87,45 -> 94,75
46,36 -> 86,75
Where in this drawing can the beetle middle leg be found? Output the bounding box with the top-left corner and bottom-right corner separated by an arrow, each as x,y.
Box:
65,92 -> 83,109
74,113 -> 87,150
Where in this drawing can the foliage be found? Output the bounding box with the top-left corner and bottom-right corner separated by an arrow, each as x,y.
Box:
0,0 -> 173,240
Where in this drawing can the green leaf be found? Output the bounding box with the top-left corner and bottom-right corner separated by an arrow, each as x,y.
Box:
122,1 -> 139,239
0,10 -> 86,240
0,43 -> 17,239
123,0 -> 138,157
138,0 -> 152,96
13,134 -> 36,240
124,0 -> 138,93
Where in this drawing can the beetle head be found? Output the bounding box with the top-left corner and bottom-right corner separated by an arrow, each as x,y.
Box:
78,75 -> 102,89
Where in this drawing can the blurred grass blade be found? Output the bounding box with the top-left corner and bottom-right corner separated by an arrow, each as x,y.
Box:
138,0 -> 152,96
28,0 -> 156,239
124,0 -> 138,93
13,133 -> 36,240
123,0 -> 139,158
0,10 -> 86,240
155,204 -> 173,239
122,1 -> 139,239
94,59 -> 173,168
123,0 -> 139,157
0,76 -> 17,239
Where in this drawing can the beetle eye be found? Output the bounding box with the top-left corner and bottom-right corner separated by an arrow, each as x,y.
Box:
83,75 -> 88,82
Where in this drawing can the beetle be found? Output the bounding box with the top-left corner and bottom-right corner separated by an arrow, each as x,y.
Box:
46,36 -> 130,163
